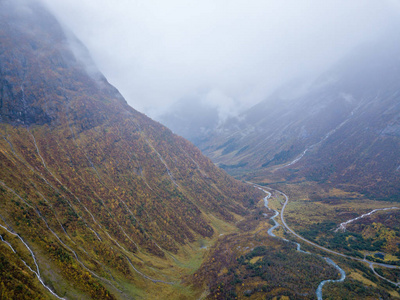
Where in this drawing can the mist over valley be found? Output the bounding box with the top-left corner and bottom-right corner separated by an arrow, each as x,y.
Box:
1,0 -> 400,299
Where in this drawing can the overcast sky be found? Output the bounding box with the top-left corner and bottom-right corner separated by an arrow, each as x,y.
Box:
40,0 -> 400,119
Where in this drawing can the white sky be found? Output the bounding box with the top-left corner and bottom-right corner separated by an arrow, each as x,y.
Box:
40,0 -> 399,118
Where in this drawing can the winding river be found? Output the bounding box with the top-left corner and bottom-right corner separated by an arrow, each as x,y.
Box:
263,191 -> 280,237
255,183 -> 400,298
316,258 -> 346,300
258,186 -> 346,299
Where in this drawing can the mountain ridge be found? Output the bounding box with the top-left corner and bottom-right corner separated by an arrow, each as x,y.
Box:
198,34 -> 400,199
0,1 -> 263,298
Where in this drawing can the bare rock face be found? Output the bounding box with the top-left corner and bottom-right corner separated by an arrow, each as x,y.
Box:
0,0 -> 127,127
0,1 -> 62,125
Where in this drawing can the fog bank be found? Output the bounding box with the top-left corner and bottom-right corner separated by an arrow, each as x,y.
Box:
40,0 -> 399,119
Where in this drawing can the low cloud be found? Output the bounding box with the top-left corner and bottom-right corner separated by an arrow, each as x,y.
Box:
40,0 -> 400,120
201,89 -> 241,125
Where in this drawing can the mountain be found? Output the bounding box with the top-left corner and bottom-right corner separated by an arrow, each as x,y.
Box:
199,35 -> 400,200
0,1 -> 262,299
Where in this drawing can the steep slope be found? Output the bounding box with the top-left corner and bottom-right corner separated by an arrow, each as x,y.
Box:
0,1 -> 262,299
200,35 -> 400,199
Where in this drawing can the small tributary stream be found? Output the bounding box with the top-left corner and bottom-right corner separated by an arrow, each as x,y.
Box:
259,187 -> 346,300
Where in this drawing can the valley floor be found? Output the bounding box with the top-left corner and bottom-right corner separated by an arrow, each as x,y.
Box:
187,181 -> 400,299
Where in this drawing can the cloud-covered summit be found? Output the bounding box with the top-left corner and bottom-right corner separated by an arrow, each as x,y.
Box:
40,0 -> 400,120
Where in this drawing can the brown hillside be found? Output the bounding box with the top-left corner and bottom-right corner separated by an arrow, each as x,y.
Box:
0,1 -> 262,298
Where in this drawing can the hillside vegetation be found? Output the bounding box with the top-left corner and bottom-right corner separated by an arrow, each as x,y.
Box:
0,1 -> 262,298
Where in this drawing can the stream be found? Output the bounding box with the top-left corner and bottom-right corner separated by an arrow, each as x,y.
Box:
316,258 -> 346,300
0,224 -> 65,299
263,191 -> 280,237
275,110 -> 357,171
335,207 -> 400,232
258,187 -> 346,299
